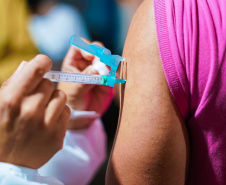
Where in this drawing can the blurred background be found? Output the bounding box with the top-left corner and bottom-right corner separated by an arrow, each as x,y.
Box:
0,0 -> 143,184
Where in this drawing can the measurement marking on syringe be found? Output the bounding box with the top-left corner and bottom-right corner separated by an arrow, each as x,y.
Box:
44,71 -> 109,85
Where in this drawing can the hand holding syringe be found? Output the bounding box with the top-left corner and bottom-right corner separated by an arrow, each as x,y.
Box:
45,35 -> 126,87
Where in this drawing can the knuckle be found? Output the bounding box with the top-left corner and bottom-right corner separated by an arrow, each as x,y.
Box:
22,104 -> 35,116
32,63 -> 45,77
56,90 -> 67,103
22,102 -> 43,120
2,94 -> 20,110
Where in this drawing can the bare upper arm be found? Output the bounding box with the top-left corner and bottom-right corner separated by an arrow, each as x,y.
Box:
106,0 -> 189,184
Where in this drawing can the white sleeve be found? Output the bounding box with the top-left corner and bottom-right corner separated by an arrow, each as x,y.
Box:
0,162 -> 63,185
39,118 -> 107,185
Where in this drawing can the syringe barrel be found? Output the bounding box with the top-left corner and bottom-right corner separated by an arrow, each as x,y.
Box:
44,71 -> 105,85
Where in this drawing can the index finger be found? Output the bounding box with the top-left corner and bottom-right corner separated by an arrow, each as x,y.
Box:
63,38 -> 99,68
62,39 -> 105,72
63,45 -> 94,68
8,54 -> 52,96
79,40 -> 104,61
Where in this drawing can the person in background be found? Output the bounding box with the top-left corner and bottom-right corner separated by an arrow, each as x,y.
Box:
0,40 -> 113,185
27,0 -> 90,70
0,0 -> 90,84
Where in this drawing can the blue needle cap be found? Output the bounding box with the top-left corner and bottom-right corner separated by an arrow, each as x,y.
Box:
70,35 -> 126,87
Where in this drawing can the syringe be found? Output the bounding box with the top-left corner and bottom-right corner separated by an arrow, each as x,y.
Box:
44,35 -> 126,87
44,71 -> 126,87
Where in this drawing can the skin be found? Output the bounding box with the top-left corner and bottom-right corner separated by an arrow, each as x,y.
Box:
0,39 -> 112,169
106,0 -> 189,184
58,41 -> 114,130
0,55 -> 70,169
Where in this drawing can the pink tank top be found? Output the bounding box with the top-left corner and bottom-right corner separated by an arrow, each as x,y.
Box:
154,0 -> 226,184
